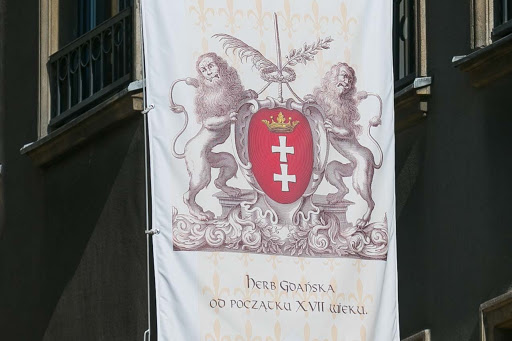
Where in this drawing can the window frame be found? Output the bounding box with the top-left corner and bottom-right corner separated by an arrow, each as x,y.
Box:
393,0 -> 431,131
455,0 -> 512,87
492,0 -> 512,40
38,0 -> 142,138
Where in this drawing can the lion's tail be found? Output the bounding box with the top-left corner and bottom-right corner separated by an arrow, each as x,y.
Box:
169,78 -> 199,159
368,124 -> 383,169
171,109 -> 187,159
366,93 -> 383,169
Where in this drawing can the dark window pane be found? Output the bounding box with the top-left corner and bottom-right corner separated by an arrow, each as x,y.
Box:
393,0 -> 416,86
60,0 -> 120,47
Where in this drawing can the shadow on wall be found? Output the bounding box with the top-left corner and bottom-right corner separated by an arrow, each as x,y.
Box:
0,164 -> 4,237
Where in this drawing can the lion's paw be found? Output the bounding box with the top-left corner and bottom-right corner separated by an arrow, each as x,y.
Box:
223,186 -> 242,198
326,192 -> 345,204
356,218 -> 370,229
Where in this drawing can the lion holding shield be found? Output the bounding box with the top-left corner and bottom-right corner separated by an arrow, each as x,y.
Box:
170,52 -> 256,221
309,62 -> 383,228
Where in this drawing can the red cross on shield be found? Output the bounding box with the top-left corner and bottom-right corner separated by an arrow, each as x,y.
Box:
248,107 -> 314,204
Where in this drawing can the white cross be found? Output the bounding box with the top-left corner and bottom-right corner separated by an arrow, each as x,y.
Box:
271,136 -> 295,163
273,164 -> 296,192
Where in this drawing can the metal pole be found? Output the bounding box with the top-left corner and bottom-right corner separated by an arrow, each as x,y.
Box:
273,13 -> 283,102
138,1 -> 153,340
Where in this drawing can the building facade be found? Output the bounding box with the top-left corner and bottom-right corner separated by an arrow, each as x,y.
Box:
0,0 -> 511,340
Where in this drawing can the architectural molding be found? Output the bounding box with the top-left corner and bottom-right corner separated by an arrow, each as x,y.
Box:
453,34 -> 512,87
22,86 -> 143,166
471,0 -> 494,49
480,291 -> 512,341
402,329 -> 431,341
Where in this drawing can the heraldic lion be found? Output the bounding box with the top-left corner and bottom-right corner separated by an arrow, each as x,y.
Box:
170,52 -> 256,221
311,62 -> 383,228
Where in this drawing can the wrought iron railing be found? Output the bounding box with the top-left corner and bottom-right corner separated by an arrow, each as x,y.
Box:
393,0 -> 416,91
48,8 -> 132,128
493,0 -> 512,39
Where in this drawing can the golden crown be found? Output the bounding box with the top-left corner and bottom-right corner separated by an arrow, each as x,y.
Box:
262,112 -> 300,133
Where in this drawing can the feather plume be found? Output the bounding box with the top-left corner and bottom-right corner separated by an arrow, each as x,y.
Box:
213,34 -> 277,71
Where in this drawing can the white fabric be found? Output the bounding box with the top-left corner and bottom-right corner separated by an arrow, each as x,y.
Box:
143,1 -> 398,340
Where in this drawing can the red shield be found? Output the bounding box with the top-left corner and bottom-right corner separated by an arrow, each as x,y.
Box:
248,107 -> 313,204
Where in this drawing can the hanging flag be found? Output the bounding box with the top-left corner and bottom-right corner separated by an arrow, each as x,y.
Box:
143,1 -> 398,340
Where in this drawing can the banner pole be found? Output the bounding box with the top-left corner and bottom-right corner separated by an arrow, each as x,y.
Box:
138,1 -> 156,340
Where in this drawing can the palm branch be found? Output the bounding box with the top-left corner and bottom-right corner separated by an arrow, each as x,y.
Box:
284,36 -> 334,67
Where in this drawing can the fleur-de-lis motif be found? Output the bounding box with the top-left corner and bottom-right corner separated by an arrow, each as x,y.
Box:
189,0 -> 215,33
208,252 -> 224,266
304,1 -> 329,35
294,257 -> 310,272
348,279 -> 373,320
202,36 -> 209,53
322,278 -> 346,319
360,325 -> 367,341
235,276 -> 261,314
293,277 -> 318,318
330,325 -> 340,341
235,320 -> 262,341
278,0 -> 301,39
343,48 -> 359,71
304,323 -> 331,341
219,0 -> 244,34
205,319 -> 232,341
203,271 -> 230,313
248,0 -> 272,37
264,275 -> 288,316
332,3 -> 357,41
352,259 -> 367,273
259,41 -> 267,61
238,253 -> 254,267
304,323 -> 341,341
264,321 -> 282,341
266,255 -> 282,270
312,53 -> 332,80
323,258 -> 342,272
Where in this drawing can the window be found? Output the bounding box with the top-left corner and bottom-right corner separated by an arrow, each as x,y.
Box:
392,0 -> 431,131
48,0 -> 133,129
38,0 -> 140,136
493,0 -> 512,40
480,291 -> 512,341
455,0 -> 512,87
393,0 -> 416,91
23,0 -> 143,164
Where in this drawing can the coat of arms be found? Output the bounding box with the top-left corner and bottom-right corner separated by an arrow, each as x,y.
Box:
168,15 -> 388,260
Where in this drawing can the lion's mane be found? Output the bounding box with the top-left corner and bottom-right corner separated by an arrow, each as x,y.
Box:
313,62 -> 362,136
194,52 -> 245,123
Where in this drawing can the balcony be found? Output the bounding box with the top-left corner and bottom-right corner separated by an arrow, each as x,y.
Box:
21,2 -> 143,165
48,8 -> 133,129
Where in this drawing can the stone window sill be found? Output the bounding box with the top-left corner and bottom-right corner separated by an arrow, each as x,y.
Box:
480,291 -> 512,341
394,77 -> 431,132
402,329 -> 431,341
453,33 -> 512,87
21,81 -> 144,166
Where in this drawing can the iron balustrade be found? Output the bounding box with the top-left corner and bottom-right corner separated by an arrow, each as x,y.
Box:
48,8 -> 132,129
393,0 -> 416,91
493,0 -> 512,39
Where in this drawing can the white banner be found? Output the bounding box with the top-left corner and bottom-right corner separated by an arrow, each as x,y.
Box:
143,1 -> 398,340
